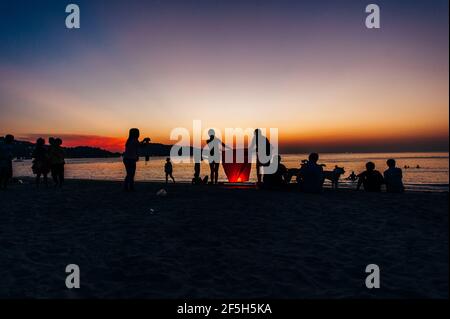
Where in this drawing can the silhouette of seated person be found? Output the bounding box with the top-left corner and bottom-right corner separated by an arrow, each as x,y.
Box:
383,159 -> 404,193
263,155 -> 287,188
192,154 -> 209,185
297,153 -> 324,193
357,161 -> 384,192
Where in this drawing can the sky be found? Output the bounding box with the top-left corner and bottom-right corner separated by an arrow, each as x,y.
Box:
0,0 -> 448,152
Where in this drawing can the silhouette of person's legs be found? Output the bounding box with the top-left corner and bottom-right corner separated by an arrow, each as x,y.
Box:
50,165 -> 63,187
123,159 -> 137,191
169,173 -> 175,183
256,160 -> 262,183
194,163 -> 200,179
51,166 -> 58,185
0,168 -> 7,189
58,165 -> 64,187
213,163 -> 219,184
209,162 -> 215,184
36,173 -> 41,188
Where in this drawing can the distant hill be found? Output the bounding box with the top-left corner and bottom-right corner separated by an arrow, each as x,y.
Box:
0,137 -> 175,159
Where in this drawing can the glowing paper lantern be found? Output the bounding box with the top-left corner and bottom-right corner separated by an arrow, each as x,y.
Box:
221,149 -> 252,183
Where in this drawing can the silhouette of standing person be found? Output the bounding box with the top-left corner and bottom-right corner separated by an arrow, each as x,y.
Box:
123,128 -> 150,191
249,129 -> 273,184
49,137 -> 65,188
32,138 -> 50,188
0,134 -> 14,190
205,129 -> 229,185
164,157 -> 175,183
357,162 -> 384,192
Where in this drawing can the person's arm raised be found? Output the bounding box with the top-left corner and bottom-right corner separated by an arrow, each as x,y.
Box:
221,141 -> 233,150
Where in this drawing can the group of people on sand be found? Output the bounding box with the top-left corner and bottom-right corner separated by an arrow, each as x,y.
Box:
30,137 -> 66,188
0,134 -> 65,190
0,129 -> 405,194
356,159 -> 404,192
261,153 -> 404,193
121,128 -> 404,193
122,128 -> 272,190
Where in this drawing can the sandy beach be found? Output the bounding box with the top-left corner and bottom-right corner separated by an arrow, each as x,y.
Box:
0,179 -> 448,299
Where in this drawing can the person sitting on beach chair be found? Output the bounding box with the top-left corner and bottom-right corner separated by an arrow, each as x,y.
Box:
297,153 -> 325,193
357,162 -> 384,192
122,128 -> 151,191
384,159 -> 404,193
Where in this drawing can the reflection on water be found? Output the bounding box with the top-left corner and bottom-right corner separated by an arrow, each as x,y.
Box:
13,152 -> 449,191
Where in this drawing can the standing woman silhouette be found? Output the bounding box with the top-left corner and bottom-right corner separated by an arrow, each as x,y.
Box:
205,129 -> 230,184
123,128 -> 150,191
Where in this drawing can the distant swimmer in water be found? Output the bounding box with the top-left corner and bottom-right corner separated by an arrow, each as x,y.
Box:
416,165 -> 421,169
348,171 -> 357,181
142,137 -> 151,163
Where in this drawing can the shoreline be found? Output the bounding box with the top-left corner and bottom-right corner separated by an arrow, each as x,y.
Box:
11,176 -> 450,193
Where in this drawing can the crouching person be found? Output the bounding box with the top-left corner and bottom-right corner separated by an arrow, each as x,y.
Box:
262,155 -> 288,189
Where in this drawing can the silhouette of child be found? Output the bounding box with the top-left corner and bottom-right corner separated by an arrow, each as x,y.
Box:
0,134 -> 14,189
348,171 -> 357,181
384,159 -> 404,193
164,157 -> 175,183
49,138 -> 65,187
32,138 -> 50,187
357,162 -> 384,192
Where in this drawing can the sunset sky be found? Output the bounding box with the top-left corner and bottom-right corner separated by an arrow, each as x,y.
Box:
0,0 -> 448,152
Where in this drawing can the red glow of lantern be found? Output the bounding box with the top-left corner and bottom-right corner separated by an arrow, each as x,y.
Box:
221,149 -> 252,183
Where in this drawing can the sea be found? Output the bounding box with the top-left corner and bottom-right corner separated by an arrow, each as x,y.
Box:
12,152 -> 449,192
